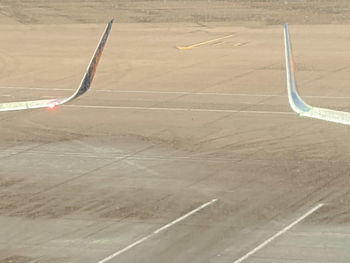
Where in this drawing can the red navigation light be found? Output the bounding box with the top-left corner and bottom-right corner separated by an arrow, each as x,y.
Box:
48,103 -> 56,110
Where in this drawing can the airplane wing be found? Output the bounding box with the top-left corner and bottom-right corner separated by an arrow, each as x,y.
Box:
0,19 -> 114,112
284,23 -> 350,125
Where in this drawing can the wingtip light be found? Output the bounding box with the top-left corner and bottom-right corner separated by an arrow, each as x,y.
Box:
48,103 -> 57,110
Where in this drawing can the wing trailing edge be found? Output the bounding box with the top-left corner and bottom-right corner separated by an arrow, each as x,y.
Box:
0,19 -> 114,112
284,23 -> 350,125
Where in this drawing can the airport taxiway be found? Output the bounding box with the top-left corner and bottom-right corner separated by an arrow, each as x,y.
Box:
0,23 -> 349,262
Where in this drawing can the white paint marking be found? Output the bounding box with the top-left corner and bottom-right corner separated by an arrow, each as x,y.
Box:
0,86 -> 71,91
0,86 -> 350,100
97,90 -> 280,97
233,203 -> 324,263
2,86 -> 350,100
97,199 -> 218,263
40,95 -> 59,98
64,105 -> 293,115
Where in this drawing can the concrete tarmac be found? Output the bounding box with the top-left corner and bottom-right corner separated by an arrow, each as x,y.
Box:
0,23 -> 349,263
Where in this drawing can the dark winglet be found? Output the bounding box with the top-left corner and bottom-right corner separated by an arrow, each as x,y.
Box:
61,19 -> 114,104
0,19 -> 114,112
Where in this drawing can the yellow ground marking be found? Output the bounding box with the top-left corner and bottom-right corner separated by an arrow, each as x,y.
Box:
177,34 -> 233,50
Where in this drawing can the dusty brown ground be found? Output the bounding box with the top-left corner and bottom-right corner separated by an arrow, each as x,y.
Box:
1,0 -> 350,25
0,1 -> 350,263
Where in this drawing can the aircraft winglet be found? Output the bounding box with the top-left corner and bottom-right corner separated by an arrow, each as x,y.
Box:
0,19 -> 114,112
284,23 -> 350,125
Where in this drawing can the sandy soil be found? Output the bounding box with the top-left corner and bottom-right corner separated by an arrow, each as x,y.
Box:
1,0 -> 350,25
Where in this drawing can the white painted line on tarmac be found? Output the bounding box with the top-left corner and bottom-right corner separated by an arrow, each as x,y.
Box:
40,95 -> 59,98
2,86 -> 350,100
64,104 -> 293,115
92,90 -> 283,99
0,86 -> 72,91
97,198 -> 218,263
98,90 -> 283,98
233,203 -> 324,263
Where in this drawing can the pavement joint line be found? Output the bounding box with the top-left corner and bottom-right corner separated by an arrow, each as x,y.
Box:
64,105 -> 293,115
96,198 -> 218,263
11,144 -> 155,202
20,152 -> 243,162
232,203 -> 324,263
123,159 -> 162,177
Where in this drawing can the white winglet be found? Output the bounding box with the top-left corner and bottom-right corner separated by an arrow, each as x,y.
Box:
0,19 -> 114,112
284,23 -> 350,125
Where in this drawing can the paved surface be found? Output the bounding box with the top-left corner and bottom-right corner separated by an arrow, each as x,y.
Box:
0,20 -> 350,263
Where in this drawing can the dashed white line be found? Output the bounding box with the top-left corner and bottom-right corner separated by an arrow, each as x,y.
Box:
64,104 -> 293,115
96,198 -> 218,263
233,203 -> 324,263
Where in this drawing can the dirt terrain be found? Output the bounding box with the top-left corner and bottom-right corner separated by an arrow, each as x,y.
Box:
0,1 -> 349,263
1,0 -> 350,25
